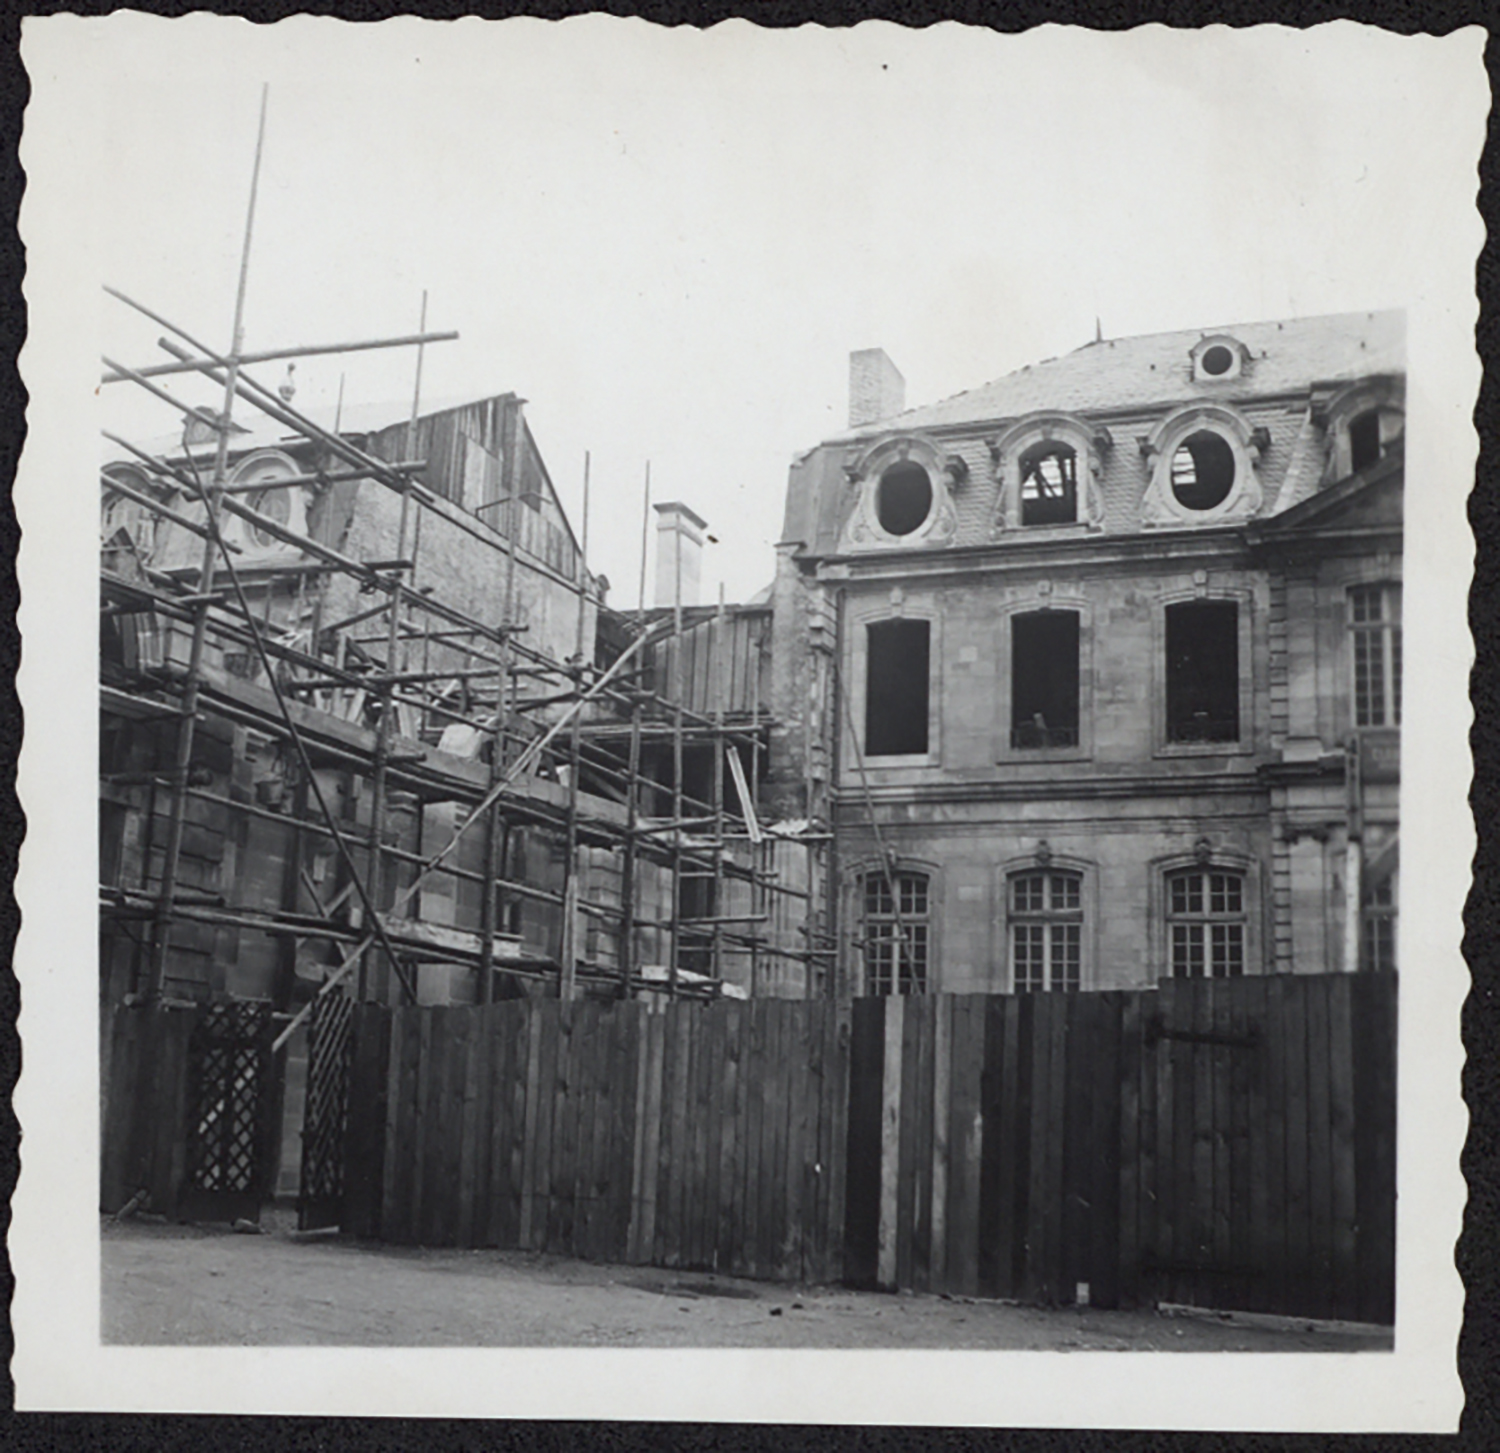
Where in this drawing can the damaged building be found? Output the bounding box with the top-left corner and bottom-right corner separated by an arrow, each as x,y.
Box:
770,312 -> 1403,995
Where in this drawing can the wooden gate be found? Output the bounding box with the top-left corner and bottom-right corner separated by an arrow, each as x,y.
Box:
298,990 -> 355,1231
178,999 -> 277,1223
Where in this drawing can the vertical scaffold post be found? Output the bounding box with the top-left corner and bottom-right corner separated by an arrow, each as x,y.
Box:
147,85 -> 268,1003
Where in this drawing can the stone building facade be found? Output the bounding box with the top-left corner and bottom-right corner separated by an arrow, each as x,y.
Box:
770,312 -> 1403,995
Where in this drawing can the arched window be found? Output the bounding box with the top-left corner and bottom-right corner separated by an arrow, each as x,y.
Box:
100,465 -> 163,561
1019,442 -> 1078,525
1349,409 -> 1383,473
861,870 -> 930,996
247,485 -> 292,547
1009,868 -> 1082,992
1166,867 -> 1246,978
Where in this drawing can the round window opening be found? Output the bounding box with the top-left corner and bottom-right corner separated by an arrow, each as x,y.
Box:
1169,431 -> 1237,511
247,484 -> 292,546
876,461 -> 933,536
1200,344 -> 1235,377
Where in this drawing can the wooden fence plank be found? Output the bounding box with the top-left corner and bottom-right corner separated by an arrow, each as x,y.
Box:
1243,977 -> 1270,1313
1091,993 -> 1123,1309
1306,974 -> 1335,1317
1263,975 -> 1290,1316
506,1005 -> 529,1246
1230,976 -> 1255,1310
929,994 -> 952,1292
1283,972 -> 1312,1316
1327,973 -> 1359,1321
826,999 -> 851,1285
483,1001 -> 513,1241
716,1001 -> 744,1273
1352,972 -> 1397,1324
530,1001 -> 560,1251
1021,993 -> 1052,1303
894,993 -> 919,1292
877,996 -> 904,1290
764,1000 -> 793,1281
844,996 -> 884,1288
914,995 -> 938,1294
518,1002 -> 545,1250
342,1002 -> 390,1239
454,1007 -> 482,1249
637,1005 -> 667,1265
946,996 -> 982,1298
1117,990 -> 1143,1308
1153,979 -> 1177,1308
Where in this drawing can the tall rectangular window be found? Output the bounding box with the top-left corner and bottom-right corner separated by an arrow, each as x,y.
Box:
1361,871 -> 1398,972
1011,611 -> 1080,748
1010,870 -> 1083,992
863,871 -> 929,996
1351,584 -> 1402,728
1167,868 -> 1246,978
1165,600 -> 1239,743
866,619 -> 930,756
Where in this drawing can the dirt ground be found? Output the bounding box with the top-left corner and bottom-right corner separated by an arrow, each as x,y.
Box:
101,1210 -> 1393,1351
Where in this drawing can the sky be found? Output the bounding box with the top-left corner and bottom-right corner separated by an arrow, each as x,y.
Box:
79,16 -> 1468,605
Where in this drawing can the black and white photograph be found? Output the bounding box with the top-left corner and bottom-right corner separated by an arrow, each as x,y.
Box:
11,13 -> 1481,1429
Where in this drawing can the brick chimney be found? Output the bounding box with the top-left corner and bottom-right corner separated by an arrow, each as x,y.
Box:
653,501 -> 708,608
849,348 -> 905,428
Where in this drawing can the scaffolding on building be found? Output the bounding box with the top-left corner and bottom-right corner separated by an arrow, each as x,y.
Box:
98,295 -> 834,1042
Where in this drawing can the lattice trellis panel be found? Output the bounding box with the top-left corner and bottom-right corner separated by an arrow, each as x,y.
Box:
298,989 -> 355,1230
184,1000 -> 273,1212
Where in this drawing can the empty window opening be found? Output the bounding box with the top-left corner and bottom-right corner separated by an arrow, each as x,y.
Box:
863,870 -> 929,996
876,462 -> 933,536
247,485 -> 292,546
1010,870 -> 1082,992
1200,344 -> 1235,377
1349,409 -> 1383,473
1011,610 -> 1080,748
1020,443 -> 1078,526
865,618 -> 929,756
1169,431 -> 1237,511
1351,583 -> 1401,728
1165,600 -> 1239,743
1361,869 -> 1398,972
1167,868 -> 1246,978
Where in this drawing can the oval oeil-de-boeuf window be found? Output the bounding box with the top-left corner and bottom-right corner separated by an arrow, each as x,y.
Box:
1169,431 -> 1236,511
876,461 -> 932,536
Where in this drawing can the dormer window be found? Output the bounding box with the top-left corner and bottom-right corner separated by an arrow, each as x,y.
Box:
1316,376 -> 1404,483
837,433 -> 959,552
1140,404 -> 1265,528
227,449 -> 309,554
1189,334 -> 1248,384
1349,409 -> 1383,472
1169,431 -> 1236,511
1020,442 -> 1078,525
877,461 -> 933,536
990,414 -> 1107,534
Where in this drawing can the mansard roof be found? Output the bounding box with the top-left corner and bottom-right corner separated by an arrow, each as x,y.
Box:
838,310 -> 1404,439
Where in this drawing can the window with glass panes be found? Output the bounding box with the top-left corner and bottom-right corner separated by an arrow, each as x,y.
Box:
1350,584 -> 1401,728
1009,870 -> 1083,992
1362,872 -> 1398,972
862,871 -> 930,996
1167,868 -> 1246,978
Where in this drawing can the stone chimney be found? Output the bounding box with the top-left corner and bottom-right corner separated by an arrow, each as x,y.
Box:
849,348 -> 905,428
653,501 -> 708,608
